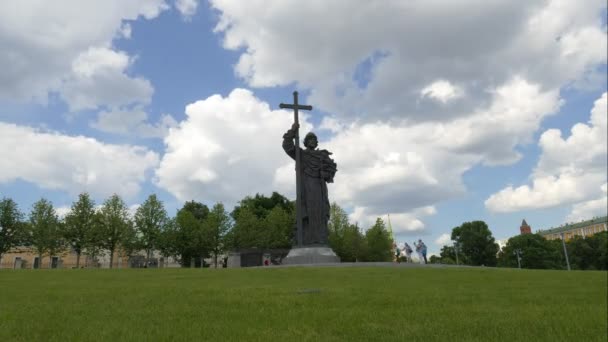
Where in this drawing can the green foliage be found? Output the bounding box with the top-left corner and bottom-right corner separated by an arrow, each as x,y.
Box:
328,203 -> 365,261
171,207 -> 210,267
451,221 -> 499,266
97,194 -> 132,268
231,192 -> 294,220
260,206 -> 293,249
63,192 -> 96,267
205,202 -> 232,267
567,232 -> 608,270
227,207 -> 263,249
134,194 -> 169,263
226,193 -> 294,251
28,198 -> 64,267
0,197 -> 25,260
439,245 -> 462,264
364,218 -> 393,262
498,233 -> 562,269
181,200 -> 209,221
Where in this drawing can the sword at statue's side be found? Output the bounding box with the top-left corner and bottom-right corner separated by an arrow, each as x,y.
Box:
280,91 -> 312,247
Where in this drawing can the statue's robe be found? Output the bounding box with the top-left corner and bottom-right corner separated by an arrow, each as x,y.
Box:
283,132 -> 337,245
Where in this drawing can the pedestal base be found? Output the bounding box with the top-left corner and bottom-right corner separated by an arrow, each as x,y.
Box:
282,246 -> 340,265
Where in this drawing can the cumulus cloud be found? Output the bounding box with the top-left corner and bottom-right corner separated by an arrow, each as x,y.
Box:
157,79 -> 563,234
155,89 -> 311,205
420,80 -> 464,103
435,233 -> 452,247
210,0 -> 606,123
486,92 -> 607,213
566,183 -> 608,222
348,206 -> 436,233
92,107 -> 177,138
61,47 -> 153,112
0,122 -> 159,199
0,1 -> 167,112
175,0 -> 199,20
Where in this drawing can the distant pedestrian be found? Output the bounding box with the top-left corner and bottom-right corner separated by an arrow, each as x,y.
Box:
419,239 -> 428,264
394,243 -> 401,263
403,243 -> 413,263
414,240 -> 426,264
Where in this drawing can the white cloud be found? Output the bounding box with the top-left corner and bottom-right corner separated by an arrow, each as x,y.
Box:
157,79 -> 562,235
61,47 -> 153,112
0,122 -> 159,199
348,206 -> 434,233
0,1 -> 167,106
155,89 -> 311,205
486,92 -> 607,212
55,206 -> 71,219
210,0 -> 606,123
566,183 -> 608,222
175,0 -> 199,20
435,233 -> 452,246
92,107 -> 177,138
420,80 -> 464,103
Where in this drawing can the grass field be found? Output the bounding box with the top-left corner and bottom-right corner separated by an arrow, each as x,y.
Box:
0,266 -> 606,341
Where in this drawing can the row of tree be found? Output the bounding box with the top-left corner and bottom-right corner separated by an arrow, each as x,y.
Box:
433,220 -> 607,270
0,192 -> 397,268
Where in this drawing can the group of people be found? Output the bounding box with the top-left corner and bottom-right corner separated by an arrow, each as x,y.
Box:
394,239 -> 427,264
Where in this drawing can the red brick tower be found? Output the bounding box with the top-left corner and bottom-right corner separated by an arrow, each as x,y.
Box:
520,219 -> 531,235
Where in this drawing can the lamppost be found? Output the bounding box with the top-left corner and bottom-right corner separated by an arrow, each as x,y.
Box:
560,232 -> 571,271
513,248 -> 523,269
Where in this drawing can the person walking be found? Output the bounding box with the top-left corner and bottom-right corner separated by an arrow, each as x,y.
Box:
403,242 -> 413,263
419,239 -> 428,264
394,243 -> 401,263
414,240 -> 425,264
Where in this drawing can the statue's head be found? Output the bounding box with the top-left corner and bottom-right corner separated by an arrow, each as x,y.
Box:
303,132 -> 318,150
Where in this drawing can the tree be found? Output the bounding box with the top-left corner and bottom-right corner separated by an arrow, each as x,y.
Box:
28,198 -> 63,268
227,207 -> 263,249
181,200 -> 209,221
439,245 -> 459,264
63,193 -> 96,268
134,194 -> 169,265
497,233 -> 561,269
169,206 -> 212,267
364,218 -> 393,262
231,192 -> 293,220
341,223 -> 366,262
262,206 -> 293,249
0,198 -> 25,265
451,221 -> 499,266
98,194 -> 131,268
328,202 -> 350,260
205,202 -> 231,268
567,233 -> 607,270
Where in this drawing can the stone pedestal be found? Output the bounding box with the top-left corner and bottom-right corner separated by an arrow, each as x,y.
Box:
282,246 -> 340,265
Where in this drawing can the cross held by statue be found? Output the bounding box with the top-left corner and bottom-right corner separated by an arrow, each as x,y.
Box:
279,91 -> 313,247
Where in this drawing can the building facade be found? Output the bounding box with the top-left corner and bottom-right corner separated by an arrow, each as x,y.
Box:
537,216 -> 608,241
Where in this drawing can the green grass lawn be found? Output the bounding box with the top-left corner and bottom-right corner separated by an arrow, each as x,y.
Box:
0,266 -> 606,341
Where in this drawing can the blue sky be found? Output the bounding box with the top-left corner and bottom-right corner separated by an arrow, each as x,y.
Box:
1,1 -> 607,255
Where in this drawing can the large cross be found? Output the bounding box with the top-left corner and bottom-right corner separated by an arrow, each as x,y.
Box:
280,91 -> 313,247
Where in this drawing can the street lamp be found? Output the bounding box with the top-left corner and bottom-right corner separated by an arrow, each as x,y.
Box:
513,248 -> 523,269
560,232 -> 571,271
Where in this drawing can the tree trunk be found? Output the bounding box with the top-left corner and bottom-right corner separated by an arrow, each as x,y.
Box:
76,252 -> 81,268
109,249 -> 114,269
38,253 -> 42,269
214,252 -> 218,269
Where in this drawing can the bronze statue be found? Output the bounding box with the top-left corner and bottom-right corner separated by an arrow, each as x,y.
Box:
282,122 -> 337,245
